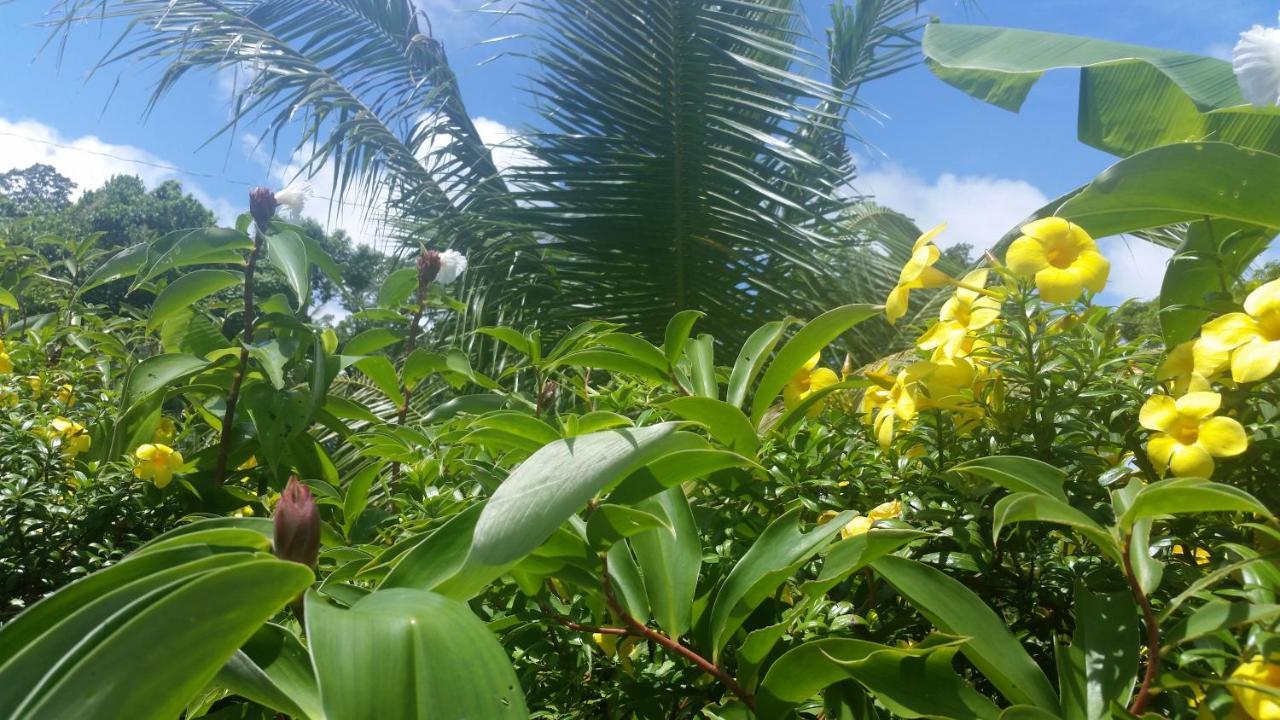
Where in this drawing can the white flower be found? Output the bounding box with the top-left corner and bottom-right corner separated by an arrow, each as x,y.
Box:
274,181 -> 311,220
1233,14 -> 1280,107
436,249 -> 468,284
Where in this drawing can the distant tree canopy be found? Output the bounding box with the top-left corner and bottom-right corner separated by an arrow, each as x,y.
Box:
0,163 -> 76,216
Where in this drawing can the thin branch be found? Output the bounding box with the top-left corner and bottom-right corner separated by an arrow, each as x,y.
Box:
213,222 -> 263,485
1122,532 -> 1162,715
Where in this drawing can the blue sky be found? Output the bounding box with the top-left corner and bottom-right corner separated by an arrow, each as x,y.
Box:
0,0 -> 1275,302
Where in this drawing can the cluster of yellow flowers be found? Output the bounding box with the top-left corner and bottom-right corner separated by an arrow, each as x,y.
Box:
860,218 -> 1113,448
1137,278 -> 1280,478
46,417 -> 91,458
0,339 -> 12,374
818,499 -> 903,538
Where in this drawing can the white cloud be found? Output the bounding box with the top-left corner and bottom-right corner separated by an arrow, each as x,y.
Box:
0,116 -> 239,223
855,163 -> 1049,252
473,116 -> 532,174
1098,236 -> 1174,301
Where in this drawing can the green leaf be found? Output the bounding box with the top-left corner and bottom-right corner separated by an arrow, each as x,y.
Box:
265,228 -> 311,306
664,310 -> 704,366
606,447 -> 757,507
149,270 -> 243,330
629,488 -> 701,639
344,328 -> 404,357
871,555 -> 1059,711
216,623 -> 323,720
0,286 -> 16,309
342,464 -> 382,538
662,397 -> 759,453
751,305 -> 879,425
249,339 -> 292,390
802,529 -> 929,598
1119,477 -> 1274,528
605,543 -> 650,623
122,353 -> 211,409
686,333 -> 718,398
378,267 -> 418,307
305,588 -> 527,720
1056,143 -> 1280,239
422,394 -> 509,423
1163,601 -> 1280,648
708,509 -> 852,661
586,503 -> 670,549
1057,586 -> 1139,720
737,621 -> 788,693
951,455 -> 1068,502
80,241 -> 148,293
727,320 -> 787,409
555,349 -> 671,385
476,326 -> 532,356
598,333 -> 669,373
993,493 -> 1122,564
380,505 -> 502,597
1158,219 -> 1272,345
471,423 -> 685,566
143,227 -> 254,282
352,355 -> 404,407
4,559 -> 312,720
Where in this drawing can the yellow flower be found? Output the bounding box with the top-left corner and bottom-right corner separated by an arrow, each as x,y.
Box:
592,632 -> 618,657
49,417 -> 91,458
1230,657 -> 1280,719
238,455 -> 259,471
868,500 -> 902,522
1160,339 -> 1229,395
873,365 -> 927,448
133,443 -> 184,489
0,351 -> 11,374
232,505 -> 255,518
1005,217 -> 1110,302
1172,544 -> 1212,566
886,223 -> 951,324
858,363 -> 896,422
25,375 -> 43,395
55,384 -> 74,407
153,416 -> 177,445
1200,278 -> 1280,383
1139,392 -> 1248,478
838,500 -> 903,539
784,353 -> 839,419
840,515 -> 874,539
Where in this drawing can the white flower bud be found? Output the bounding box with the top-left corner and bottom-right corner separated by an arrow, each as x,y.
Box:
436,249 -> 468,284
273,181 -> 311,221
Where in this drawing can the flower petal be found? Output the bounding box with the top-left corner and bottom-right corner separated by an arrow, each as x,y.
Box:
1020,216 -> 1070,241
1175,391 -> 1222,419
1197,416 -> 1249,458
1006,236 -> 1049,276
913,223 -> 948,251
1168,443 -> 1215,478
1230,338 -> 1280,383
1201,313 -> 1262,351
885,285 -> 910,325
1139,395 -> 1178,432
1073,250 -> 1110,293
1146,433 -> 1178,474
1035,266 -> 1085,303
1244,277 -> 1280,318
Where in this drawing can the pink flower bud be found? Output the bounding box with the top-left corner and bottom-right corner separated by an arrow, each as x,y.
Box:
418,249 -> 442,287
273,476 -> 320,567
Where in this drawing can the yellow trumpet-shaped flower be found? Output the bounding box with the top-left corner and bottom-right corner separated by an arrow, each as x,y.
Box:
133,443 -> 184,489
941,269 -> 1001,329
49,417 -> 91,458
858,363 -> 896,422
838,500 -> 903,539
784,353 -> 840,418
54,383 -> 74,407
873,365 -> 927,448
25,375 -> 43,395
1139,392 -> 1247,478
886,224 -> 951,324
1230,657 -> 1280,719
1200,278 -> 1280,383
0,351 -> 11,374
1159,339 -> 1229,395
1005,217 -> 1110,303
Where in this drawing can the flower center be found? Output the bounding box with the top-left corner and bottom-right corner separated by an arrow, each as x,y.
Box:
1170,416 -> 1200,445
1044,242 -> 1078,270
1257,309 -> 1280,341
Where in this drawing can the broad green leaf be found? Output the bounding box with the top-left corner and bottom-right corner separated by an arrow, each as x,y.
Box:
421,394 -> 509,423
555,349 -> 671,385
664,310 -> 704,366
79,241 -> 147,292
586,503 -> 670,549
751,305 -> 879,425
663,397 -> 759,453
1057,586 -> 1138,720
342,464 -> 383,538
1119,477 -> 1273,527
216,623 -> 323,720
737,621 -> 788,693
923,24 -> 1240,113
0,286 -> 16,309
708,509 -> 852,661
629,488 -> 701,639
1128,517 -> 1165,596
472,411 -> 560,446
993,493 -> 1122,564
606,542 -> 650,623
265,229 -> 310,306
305,589 -> 527,720
1056,143 -> 1280,239
471,423 -> 684,566
598,333 -> 669,372
10,559 -> 311,720
803,529 -> 929,597
1158,219 -> 1272,345
249,339 -> 291,390
149,270 -> 243,330
606,447 -> 757,507
951,455 -> 1068,502
726,320 -> 786,409
871,555 -> 1059,711
378,267 -> 418,307
476,326 -> 532,356
143,227 -> 254,282
380,505 -> 499,596
352,355 -> 404,407
344,328 -> 404,357
122,353 -> 211,409
756,638 -> 885,719
1163,601 -> 1280,648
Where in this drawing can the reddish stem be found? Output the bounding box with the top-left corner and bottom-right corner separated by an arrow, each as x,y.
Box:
213,223 -> 264,485
1122,533 -> 1162,715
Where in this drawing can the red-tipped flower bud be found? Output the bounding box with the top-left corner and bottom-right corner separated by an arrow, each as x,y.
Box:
273,476 -> 320,567
418,249 -> 442,287
249,186 -> 278,231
